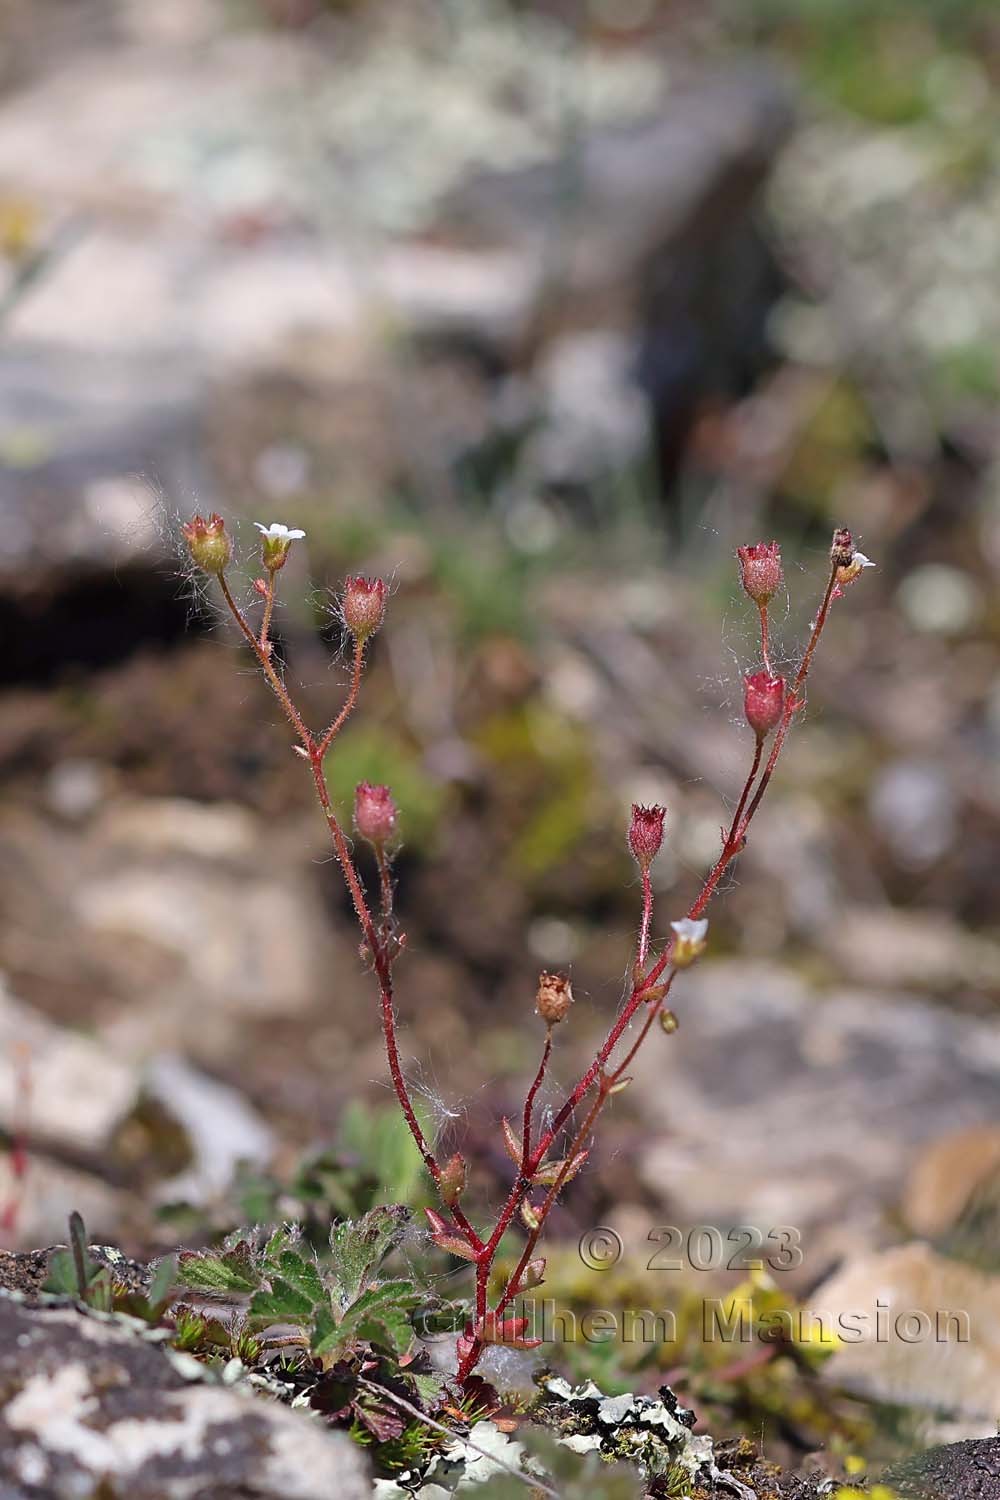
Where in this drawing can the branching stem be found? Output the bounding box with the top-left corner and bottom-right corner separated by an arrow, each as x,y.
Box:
212,538 -> 845,1387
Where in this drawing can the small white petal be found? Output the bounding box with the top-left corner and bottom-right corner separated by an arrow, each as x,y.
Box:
854,552 -> 875,568
671,918 -> 709,944
254,521 -> 304,541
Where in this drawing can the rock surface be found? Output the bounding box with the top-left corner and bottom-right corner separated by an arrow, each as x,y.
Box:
0,1292 -> 371,1499
632,962 -> 1000,1250
885,1437 -> 1000,1500
811,1243 -> 1000,1425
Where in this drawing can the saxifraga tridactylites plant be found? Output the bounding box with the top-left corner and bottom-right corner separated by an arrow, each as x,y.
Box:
182,512 -> 874,1384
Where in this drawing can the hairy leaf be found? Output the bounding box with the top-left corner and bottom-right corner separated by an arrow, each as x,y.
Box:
329,1205 -> 410,1305
249,1276 -> 317,1323
176,1251 -> 260,1294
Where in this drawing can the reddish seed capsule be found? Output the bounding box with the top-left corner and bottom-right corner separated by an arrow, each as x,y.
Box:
343,576 -> 386,642
354,781 -> 398,848
628,804 -> 666,872
182,512 -> 231,575
744,671 -> 785,740
737,541 -> 783,606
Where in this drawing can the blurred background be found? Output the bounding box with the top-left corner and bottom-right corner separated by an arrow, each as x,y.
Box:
1,0 -> 999,1470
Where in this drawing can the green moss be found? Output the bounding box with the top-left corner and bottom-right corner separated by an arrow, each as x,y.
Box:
473,706 -> 598,879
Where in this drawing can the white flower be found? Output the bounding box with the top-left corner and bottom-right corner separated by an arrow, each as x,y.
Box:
670,917 -> 709,969
854,552 -> 875,568
254,522 -> 306,541
670,919 -> 708,945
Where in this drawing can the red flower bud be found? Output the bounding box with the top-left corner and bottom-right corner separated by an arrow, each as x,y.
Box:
353,781 -> 398,849
628,804 -> 666,872
744,671 -> 785,740
343,576 -> 386,642
182,513 -> 230,575
439,1152 -> 467,1207
737,541 -> 783,606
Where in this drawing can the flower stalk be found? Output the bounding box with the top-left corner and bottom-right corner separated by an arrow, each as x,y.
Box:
184,512 -> 870,1384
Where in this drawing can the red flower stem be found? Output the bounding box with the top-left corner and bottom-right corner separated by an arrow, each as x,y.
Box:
457,562 -> 843,1380
614,969 -> 677,1078
637,868 -> 653,968
470,1032 -> 553,1332
521,1033 -> 552,1165
317,637 -> 365,759
260,575 -> 276,653
219,569 -> 480,1248
758,601 -> 772,675
485,970 -> 677,1345
218,574 -> 313,749
739,563 -> 838,831
308,750 -> 378,950
311,750 -> 481,1248
308,751 -> 478,1233
376,847 -> 394,929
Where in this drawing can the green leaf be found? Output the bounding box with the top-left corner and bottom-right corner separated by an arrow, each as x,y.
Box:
44,1248 -> 81,1297
69,1211 -> 94,1297
310,1303 -> 340,1360
408,1370 -> 446,1408
176,1252 -> 260,1294
249,1277 -> 317,1323
336,1280 -> 418,1356
329,1205 -> 411,1305
147,1255 -> 178,1313
273,1249 -> 324,1305
87,1268 -> 114,1313
353,1309 -> 414,1357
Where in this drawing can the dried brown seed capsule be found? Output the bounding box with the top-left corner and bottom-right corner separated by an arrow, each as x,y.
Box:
535,971 -> 573,1026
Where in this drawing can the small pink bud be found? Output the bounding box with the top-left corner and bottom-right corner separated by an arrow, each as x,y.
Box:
439,1152 -> 467,1207
737,541 -> 783,606
743,671 -> 784,740
353,781 -> 398,849
182,512 -> 230,575
343,575 -> 386,642
628,804 -> 666,872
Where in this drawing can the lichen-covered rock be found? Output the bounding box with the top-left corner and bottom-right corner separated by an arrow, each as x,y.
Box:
0,1293 -> 370,1499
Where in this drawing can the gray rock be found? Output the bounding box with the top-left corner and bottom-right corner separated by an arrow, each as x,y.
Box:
811,1243 -> 1000,1424
0,977 -> 137,1156
886,1437 -> 1000,1499
0,1293 -> 371,1499
633,962 -> 1000,1242
146,1053 -> 274,1207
